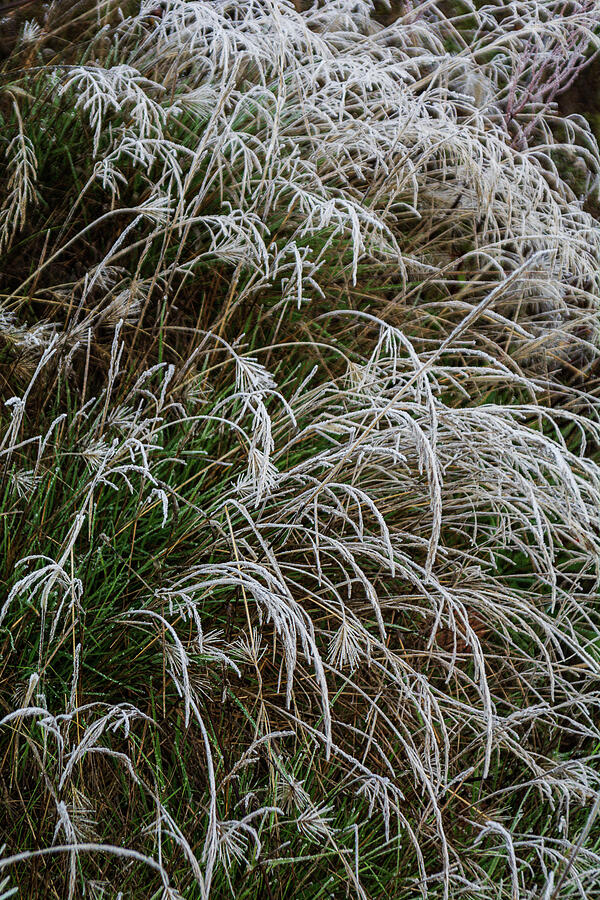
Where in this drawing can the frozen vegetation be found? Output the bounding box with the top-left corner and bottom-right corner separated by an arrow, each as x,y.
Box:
1,1 -> 600,897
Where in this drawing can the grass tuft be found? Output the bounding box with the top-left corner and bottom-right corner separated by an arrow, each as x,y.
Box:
1,1 -> 600,897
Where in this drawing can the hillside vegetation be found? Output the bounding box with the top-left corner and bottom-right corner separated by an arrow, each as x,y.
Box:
1,1 -> 600,897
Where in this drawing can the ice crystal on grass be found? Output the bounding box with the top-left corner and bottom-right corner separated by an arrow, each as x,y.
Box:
0,105 -> 37,252
59,66 -> 169,157
1,0 -> 600,897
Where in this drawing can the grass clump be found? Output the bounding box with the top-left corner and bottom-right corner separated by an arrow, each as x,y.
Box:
1,0 -> 600,897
